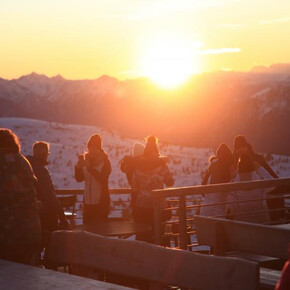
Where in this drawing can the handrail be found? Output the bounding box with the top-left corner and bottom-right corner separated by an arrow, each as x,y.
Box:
152,177 -> 290,198
151,177 -> 290,250
55,188 -> 132,195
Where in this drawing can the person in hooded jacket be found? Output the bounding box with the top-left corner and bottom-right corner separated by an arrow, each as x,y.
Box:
131,136 -> 174,242
75,134 -> 111,223
201,143 -> 234,217
0,129 -> 41,265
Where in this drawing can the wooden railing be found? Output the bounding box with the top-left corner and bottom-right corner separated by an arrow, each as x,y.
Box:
55,177 -> 290,250
151,177 -> 290,250
55,188 -> 133,222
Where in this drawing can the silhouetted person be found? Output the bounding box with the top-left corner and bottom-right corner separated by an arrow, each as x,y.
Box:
131,136 -> 174,243
120,142 -> 145,215
201,143 -> 234,217
228,153 -> 271,223
0,129 -> 41,265
27,141 -> 69,267
75,134 -> 111,223
233,135 -> 284,222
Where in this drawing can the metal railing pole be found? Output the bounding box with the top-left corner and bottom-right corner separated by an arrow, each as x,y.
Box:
153,198 -> 162,245
179,195 -> 187,250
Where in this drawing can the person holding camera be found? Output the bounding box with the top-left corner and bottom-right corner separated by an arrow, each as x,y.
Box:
75,134 -> 111,223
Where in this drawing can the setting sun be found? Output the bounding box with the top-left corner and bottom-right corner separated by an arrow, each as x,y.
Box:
141,39 -> 197,88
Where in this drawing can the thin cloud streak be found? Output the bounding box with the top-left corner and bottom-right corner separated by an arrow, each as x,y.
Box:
259,17 -> 290,25
198,48 -> 242,55
219,23 -> 247,29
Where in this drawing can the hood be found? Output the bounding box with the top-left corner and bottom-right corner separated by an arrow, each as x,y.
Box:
26,155 -> 49,166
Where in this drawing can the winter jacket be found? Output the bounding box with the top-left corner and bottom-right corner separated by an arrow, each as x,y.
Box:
131,156 -> 174,208
0,151 -> 41,259
201,159 -> 232,217
75,150 -> 111,207
227,166 -> 272,224
27,155 -> 66,231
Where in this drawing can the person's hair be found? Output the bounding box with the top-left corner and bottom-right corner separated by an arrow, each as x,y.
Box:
0,128 -> 21,153
33,141 -> 50,156
87,134 -> 102,151
238,153 -> 255,173
233,135 -> 248,150
216,143 -> 234,165
143,135 -> 160,157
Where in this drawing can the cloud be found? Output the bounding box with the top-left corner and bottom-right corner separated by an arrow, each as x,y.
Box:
259,17 -> 290,25
218,23 -> 247,29
198,48 -> 242,55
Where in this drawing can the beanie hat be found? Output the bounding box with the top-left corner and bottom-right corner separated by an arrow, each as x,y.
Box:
132,142 -> 145,157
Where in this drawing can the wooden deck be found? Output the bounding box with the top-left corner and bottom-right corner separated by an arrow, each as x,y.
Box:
0,259 -> 131,290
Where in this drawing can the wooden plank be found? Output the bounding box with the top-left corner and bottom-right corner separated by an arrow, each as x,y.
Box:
195,216 -> 290,260
0,259 -> 131,290
153,177 -> 290,198
49,231 -> 259,290
55,188 -> 132,195
260,268 -> 281,289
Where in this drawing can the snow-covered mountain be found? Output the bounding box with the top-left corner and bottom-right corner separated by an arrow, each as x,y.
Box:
1,118 -> 289,190
0,64 -> 290,155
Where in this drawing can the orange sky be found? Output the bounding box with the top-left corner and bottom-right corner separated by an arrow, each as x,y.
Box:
0,0 -> 290,83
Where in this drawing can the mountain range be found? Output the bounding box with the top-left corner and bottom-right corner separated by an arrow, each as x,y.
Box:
0,63 -> 290,155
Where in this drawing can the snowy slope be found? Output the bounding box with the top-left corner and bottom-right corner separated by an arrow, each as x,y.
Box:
0,117 -> 217,189
1,118 -> 289,190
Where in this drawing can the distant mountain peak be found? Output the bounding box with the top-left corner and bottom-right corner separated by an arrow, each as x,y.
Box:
18,72 -> 49,81
51,74 -> 65,81
251,63 -> 290,74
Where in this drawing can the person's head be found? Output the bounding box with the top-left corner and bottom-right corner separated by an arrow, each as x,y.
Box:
143,135 -> 160,157
132,142 -> 144,157
238,153 -> 255,173
87,134 -> 102,154
233,135 -> 250,155
0,128 -> 21,153
216,143 -> 234,165
33,141 -> 50,161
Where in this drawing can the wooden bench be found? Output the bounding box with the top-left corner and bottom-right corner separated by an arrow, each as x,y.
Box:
48,230 -> 259,290
195,216 -> 290,289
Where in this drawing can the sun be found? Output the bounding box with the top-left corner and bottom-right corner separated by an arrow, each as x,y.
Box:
141,39 -> 197,88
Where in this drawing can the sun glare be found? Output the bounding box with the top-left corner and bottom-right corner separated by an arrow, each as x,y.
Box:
141,39 -> 197,88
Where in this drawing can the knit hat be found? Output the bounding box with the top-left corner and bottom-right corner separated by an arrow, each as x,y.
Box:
132,142 -> 145,157
87,134 -> 102,150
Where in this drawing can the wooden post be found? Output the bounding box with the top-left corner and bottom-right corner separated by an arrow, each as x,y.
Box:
153,197 -> 162,245
179,195 -> 187,250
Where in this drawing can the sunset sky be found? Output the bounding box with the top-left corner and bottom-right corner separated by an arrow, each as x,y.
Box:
1,0 -> 290,85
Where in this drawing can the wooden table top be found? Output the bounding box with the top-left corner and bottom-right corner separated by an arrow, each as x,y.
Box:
272,223 -> 290,230
73,221 -> 152,237
0,259 -> 131,290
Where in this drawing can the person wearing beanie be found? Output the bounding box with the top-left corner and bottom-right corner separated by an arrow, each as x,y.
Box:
132,142 -> 145,157
201,143 -> 234,217
130,136 -> 174,243
75,133 -> 111,223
